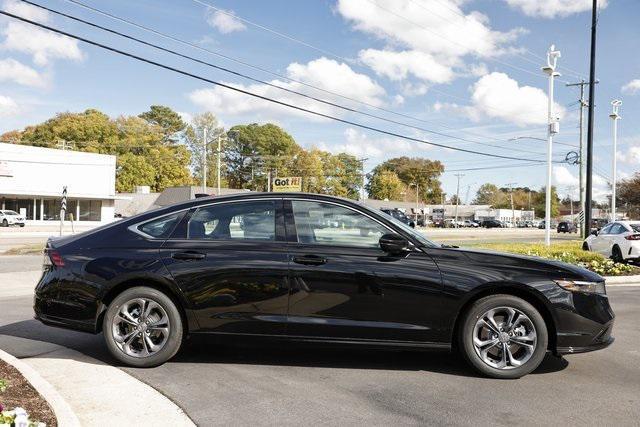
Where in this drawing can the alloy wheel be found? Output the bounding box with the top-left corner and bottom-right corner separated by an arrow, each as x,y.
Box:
472,306 -> 537,370
111,297 -> 170,358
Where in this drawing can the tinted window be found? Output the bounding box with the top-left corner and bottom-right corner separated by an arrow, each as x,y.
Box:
138,212 -> 183,238
188,201 -> 276,241
599,224 -> 613,234
292,201 -> 388,248
630,224 -> 640,232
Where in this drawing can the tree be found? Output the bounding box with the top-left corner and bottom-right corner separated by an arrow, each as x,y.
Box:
184,112 -> 226,188
367,170 -> 404,201
223,123 -> 300,191
116,153 -> 156,193
618,173 -> 640,218
473,183 -> 507,207
138,105 -> 186,142
368,157 -> 444,203
532,186 -> 560,218
449,194 -> 461,205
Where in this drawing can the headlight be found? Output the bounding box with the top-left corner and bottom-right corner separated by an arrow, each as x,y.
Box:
554,280 -> 606,295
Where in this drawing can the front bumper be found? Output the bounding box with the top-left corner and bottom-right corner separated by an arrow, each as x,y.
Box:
551,289 -> 615,355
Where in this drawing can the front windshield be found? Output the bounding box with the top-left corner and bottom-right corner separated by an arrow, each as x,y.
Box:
360,204 -> 437,248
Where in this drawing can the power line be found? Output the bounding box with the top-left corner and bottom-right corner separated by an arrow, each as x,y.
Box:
60,0 -> 558,149
0,9 -> 569,165
29,1 -> 549,156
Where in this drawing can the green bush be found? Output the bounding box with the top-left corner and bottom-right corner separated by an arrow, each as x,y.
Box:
466,242 -> 637,276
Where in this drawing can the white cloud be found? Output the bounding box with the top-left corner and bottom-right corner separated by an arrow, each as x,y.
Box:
1,0 -> 83,66
553,165 -> 579,187
0,58 -> 47,87
553,165 -> 610,202
358,49 -> 454,84
336,0 -> 524,84
0,94 -> 18,116
188,57 -> 385,119
503,0 -> 608,19
617,146 -> 640,165
206,9 -> 246,34
314,127 -> 416,161
466,72 -> 565,126
622,79 -> 640,95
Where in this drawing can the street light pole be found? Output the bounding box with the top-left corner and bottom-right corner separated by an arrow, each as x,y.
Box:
454,173 -> 464,228
542,45 -> 561,246
610,100 -> 622,221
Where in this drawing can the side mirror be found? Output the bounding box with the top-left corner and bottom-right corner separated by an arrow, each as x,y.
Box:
590,230 -> 598,236
409,221 -> 416,228
379,233 -> 410,254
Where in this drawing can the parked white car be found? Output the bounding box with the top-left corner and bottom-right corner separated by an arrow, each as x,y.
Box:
0,210 -> 26,227
463,220 -> 480,228
583,221 -> 640,263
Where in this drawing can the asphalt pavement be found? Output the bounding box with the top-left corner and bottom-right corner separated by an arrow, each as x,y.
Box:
1,285 -> 638,425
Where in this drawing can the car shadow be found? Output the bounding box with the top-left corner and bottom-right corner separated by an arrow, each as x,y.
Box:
0,319 -> 568,378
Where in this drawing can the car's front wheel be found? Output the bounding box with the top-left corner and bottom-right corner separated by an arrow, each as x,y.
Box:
611,245 -> 625,263
459,294 -> 548,379
103,287 -> 183,368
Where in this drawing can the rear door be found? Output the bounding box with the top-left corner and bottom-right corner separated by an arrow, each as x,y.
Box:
284,199 -> 443,343
160,199 -> 290,335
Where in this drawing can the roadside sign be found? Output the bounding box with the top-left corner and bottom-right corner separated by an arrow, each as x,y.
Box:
272,177 -> 302,192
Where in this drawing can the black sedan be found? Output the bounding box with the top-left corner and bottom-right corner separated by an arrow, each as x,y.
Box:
34,193 -> 614,379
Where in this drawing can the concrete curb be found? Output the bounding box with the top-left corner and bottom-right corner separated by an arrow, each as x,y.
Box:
0,348 -> 80,427
605,274 -> 640,287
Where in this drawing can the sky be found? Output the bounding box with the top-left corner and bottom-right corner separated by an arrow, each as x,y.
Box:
1,0 -> 639,203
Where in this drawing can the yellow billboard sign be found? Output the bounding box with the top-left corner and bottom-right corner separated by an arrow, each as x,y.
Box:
272,177 -> 302,192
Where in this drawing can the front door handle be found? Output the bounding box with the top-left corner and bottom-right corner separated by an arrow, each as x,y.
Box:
293,255 -> 327,266
172,251 -> 206,261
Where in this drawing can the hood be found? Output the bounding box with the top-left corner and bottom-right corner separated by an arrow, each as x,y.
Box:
453,247 -> 604,282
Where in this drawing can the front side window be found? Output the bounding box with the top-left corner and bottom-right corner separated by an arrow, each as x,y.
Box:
291,201 -> 388,248
188,201 -> 276,241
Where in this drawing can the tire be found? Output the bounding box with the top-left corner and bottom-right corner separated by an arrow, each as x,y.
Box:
582,242 -> 590,251
1,219 -> 7,227
103,286 -> 183,368
19,224 -> 25,228
611,246 -> 625,264
458,294 -> 548,379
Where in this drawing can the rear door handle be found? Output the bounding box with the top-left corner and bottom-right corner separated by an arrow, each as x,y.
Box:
172,251 -> 206,261
293,255 -> 327,266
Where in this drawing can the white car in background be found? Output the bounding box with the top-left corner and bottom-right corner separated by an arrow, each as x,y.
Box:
0,210 -> 26,227
583,221 -> 640,263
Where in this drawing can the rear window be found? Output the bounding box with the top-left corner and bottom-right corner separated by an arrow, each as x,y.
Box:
630,224 -> 640,232
138,212 -> 184,238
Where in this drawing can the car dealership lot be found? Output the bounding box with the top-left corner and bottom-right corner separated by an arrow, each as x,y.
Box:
0,275 -> 638,425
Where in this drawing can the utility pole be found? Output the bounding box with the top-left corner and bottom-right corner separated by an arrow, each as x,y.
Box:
568,186 -> 575,220
412,182 -> 419,223
216,134 -> 222,196
202,127 -> 207,194
542,44 -> 561,246
357,157 -> 369,202
610,100 -> 622,221
454,173 -> 464,228
584,0 -> 599,238
506,182 -> 516,227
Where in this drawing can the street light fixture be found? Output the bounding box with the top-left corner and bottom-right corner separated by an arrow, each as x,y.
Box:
541,44 -> 561,246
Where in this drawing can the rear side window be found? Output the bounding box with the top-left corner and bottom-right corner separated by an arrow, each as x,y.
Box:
188,201 -> 276,241
138,212 -> 183,238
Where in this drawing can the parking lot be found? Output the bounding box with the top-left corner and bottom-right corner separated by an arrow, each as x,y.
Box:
0,280 -> 638,425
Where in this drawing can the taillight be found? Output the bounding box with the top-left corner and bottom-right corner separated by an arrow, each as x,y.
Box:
625,234 -> 640,241
44,249 -> 65,268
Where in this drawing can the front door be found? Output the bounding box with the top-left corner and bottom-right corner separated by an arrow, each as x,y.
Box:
160,199 -> 290,335
284,199 -> 443,343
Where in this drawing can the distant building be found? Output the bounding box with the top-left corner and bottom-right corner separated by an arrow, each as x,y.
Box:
0,142 -> 116,224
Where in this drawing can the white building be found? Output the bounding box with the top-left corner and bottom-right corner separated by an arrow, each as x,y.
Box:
0,142 -> 116,224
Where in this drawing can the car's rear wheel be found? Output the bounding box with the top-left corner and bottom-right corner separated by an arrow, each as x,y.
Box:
611,245 -> 624,263
582,242 -> 590,251
459,294 -> 548,379
103,287 -> 183,367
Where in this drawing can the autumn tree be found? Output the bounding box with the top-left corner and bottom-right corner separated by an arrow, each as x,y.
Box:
367,157 -> 444,203
617,173 -> 640,218
184,112 -> 226,189
367,170 -> 404,200
139,105 -> 186,142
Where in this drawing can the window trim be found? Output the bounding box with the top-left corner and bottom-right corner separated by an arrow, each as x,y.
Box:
286,198 -> 397,249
